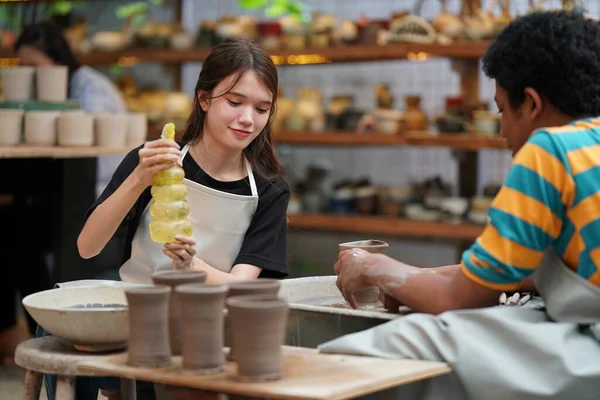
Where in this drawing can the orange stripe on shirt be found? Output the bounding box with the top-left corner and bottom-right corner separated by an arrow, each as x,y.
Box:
492,187 -> 562,238
567,144 -> 600,176
513,142 -> 574,208
567,191 -> 600,230
563,231 -> 582,271
545,125 -> 589,134
477,224 -> 544,270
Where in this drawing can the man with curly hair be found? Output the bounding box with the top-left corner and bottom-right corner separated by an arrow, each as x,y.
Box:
319,10 -> 600,400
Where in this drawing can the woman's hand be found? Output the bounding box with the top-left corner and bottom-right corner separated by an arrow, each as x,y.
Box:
133,139 -> 183,188
163,235 -> 197,270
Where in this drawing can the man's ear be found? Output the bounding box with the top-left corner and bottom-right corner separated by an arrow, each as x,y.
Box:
197,90 -> 209,111
522,87 -> 543,121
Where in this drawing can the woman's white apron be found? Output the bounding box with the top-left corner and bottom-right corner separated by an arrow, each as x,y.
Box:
119,144 -> 259,284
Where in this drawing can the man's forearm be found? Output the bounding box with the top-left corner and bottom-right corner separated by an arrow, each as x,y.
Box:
366,259 -> 498,314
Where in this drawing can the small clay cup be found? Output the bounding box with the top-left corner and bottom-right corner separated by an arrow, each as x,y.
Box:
226,294 -> 289,381
124,285 -> 172,367
225,279 -> 281,361
338,240 -> 389,307
151,270 -> 207,355
176,283 -> 228,374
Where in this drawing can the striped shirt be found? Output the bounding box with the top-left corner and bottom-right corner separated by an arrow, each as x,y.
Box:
462,117 -> 600,290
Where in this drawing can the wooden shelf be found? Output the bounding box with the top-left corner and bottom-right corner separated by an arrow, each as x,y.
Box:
287,213 -> 484,240
0,41 -> 491,67
146,127 -> 507,150
0,145 -> 132,159
274,131 -> 508,150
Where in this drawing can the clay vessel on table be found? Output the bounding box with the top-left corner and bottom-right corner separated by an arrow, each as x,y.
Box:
124,285 -> 172,367
175,282 -> 228,374
226,294 -> 289,381
225,279 -> 281,360
151,270 -> 207,355
338,240 -> 389,308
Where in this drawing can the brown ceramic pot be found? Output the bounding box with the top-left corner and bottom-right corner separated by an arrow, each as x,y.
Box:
124,285 -> 172,367
175,283 -> 228,374
226,294 -> 289,381
224,279 -> 281,361
151,270 -> 208,355
338,240 -> 389,307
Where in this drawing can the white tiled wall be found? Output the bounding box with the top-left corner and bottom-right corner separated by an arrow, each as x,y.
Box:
177,0 -> 597,275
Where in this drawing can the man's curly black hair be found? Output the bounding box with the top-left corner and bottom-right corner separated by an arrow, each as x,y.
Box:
482,10 -> 600,118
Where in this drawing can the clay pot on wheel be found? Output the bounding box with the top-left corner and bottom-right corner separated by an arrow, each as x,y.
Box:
124,285 -> 172,367
176,283 -> 228,374
226,294 -> 289,381
338,240 -> 389,308
151,271 -> 208,355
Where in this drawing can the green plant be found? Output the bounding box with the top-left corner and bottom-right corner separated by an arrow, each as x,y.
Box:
116,0 -> 164,28
238,0 -> 306,21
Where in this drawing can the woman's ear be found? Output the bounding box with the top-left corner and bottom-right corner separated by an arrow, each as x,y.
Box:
197,90 -> 209,112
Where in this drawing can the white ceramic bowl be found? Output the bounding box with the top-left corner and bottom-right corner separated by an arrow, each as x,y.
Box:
22,286 -> 131,352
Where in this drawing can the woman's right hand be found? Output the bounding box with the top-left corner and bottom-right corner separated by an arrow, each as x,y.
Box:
133,139 -> 183,188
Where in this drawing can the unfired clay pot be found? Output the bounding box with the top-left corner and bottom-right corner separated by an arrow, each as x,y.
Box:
225,279 -> 281,361
0,66 -> 34,101
127,112 -> 148,147
24,111 -> 59,146
151,270 -> 207,356
124,285 -> 172,367
338,240 -> 389,307
36,66 -> 68,102
226,294 -> 289,381
176,283 -> 228,374
57,111 -> 94,146
0,109 -> 24,146
95,113 -> 128,147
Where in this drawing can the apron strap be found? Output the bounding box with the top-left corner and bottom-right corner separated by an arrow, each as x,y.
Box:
245,160 -> 258,197
182,144 -> 258,197
180,143 -> 190,163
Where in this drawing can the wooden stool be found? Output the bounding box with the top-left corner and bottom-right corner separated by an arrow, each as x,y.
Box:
14,336 -> 137,400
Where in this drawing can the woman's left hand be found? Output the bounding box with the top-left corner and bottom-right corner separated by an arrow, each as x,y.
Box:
163,235 -> 197,270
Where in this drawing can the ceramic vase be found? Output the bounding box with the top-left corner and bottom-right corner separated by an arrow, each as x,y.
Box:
124,285 -> 172,367
225,279 -> 281,361
226,294 -> 289,381
176,283 -> 228,374
151,270 -> 207,355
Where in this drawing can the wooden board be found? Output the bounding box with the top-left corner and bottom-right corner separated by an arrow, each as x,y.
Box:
76,346 -> 451,400
0,146 -> 132,159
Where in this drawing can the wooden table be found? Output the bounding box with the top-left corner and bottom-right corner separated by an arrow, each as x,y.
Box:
14,336 -> 137,400
15,336 -> 451,400
77,344 -> 451,400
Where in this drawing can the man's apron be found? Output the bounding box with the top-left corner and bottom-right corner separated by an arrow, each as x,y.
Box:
119,144 -> 259,284
318,250 -> 600,399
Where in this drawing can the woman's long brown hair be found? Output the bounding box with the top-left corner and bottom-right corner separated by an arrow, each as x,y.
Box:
181,38 -> 281,179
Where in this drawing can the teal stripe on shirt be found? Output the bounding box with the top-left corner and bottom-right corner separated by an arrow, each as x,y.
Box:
504,164 -> 565,220
488,208 -> 554,252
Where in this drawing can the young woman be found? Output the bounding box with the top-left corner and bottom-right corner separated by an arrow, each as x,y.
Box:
39,38 -> 288,400
77,38 -> 289,285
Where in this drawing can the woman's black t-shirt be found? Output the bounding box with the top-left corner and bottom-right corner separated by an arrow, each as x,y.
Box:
87,142 -> 290,278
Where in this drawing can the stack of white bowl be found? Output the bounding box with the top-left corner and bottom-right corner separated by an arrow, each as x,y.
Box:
0,109 -> 148,148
